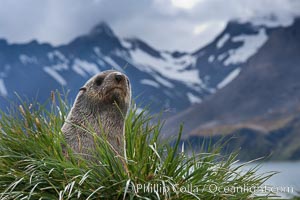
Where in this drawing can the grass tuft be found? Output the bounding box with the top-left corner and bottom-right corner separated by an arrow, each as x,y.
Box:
0,92 -> 275,199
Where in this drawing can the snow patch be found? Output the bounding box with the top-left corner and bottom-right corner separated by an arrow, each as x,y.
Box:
94,47 -> 123,71
0,65 -> 10,78
48,51 -> 69,63
44,67 -> 67,86
19,54 -> 37,65
224,28 -> 268,66
161,52 -> 197,68
94,47 -> 102,56
72,59 -> 100,77
72,64 -> 86,77
103,56 -> 123,71
208,55 -> 215,63
153,75 -> 174,88
120,39 -> 132,49
50,63 -> 68,71
129,48 -> 201,85
187,92 -> 202,104
217,68 -> 241,89
217,53 -> 227,61
96,59 -> 105,66
0,79 -> 8,96
113,49 -> 129,59
216,34 -> 230,49
140,79 -> 160,88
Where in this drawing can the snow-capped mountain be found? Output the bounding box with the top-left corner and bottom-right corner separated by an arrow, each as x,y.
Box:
163,18 -> 300,160
0,20 -> 275,113
192,21 -> 270,90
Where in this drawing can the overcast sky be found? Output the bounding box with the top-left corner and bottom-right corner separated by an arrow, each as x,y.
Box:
0,0 -> 299,51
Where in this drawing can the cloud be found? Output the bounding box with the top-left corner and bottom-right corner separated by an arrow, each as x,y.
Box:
171,0 -> 203,10
0,0 -> 299,51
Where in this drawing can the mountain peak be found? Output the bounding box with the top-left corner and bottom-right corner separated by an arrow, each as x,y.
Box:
221,20 -> 260,36
89,22 -> 115,37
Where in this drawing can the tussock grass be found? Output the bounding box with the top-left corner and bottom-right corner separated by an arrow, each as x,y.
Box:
0,92 -> 275,199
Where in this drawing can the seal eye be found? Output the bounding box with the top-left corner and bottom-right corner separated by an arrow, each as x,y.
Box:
126,78 -> 130,87
95,77 -> 103,86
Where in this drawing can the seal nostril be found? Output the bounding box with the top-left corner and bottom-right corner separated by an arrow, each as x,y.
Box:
115,74 -> 123,83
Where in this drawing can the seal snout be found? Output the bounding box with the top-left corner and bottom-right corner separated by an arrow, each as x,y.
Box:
110,72 -> 128,92
101,72 -> 130,105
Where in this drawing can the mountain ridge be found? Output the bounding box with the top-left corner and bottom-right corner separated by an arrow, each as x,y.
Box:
1,20 -> 258,112
0,20 -> 296,112
163,18 -> 300,160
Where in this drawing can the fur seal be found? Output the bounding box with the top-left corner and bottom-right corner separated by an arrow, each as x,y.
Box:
62,70 -> 131,159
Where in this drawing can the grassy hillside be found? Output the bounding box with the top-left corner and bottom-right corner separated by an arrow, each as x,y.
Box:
0,92 -> 276,199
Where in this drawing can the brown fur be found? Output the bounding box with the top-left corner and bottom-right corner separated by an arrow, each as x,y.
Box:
62,70 -> 131,159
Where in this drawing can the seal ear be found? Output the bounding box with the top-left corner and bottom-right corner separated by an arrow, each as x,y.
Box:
79,87 -> 87,92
